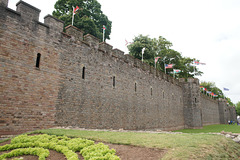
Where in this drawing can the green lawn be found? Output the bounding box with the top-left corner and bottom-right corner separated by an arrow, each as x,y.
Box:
32,127 -> 240,160
173,124 -> 240,133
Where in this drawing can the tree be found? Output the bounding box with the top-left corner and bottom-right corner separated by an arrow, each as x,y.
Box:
236,102 -> 240,116
53,0 -> 112,41
127,35 -> 202,78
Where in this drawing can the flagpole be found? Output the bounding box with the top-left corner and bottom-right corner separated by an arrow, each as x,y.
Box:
72,6 -> 74,26
155,59 -> 156,68
163,57 -> 166,74
142,48 -> 145,62
103,27 -> 105,42
164,64 -> 166,74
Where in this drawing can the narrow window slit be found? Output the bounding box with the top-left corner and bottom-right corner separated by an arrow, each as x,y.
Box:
82,67 -> 85,79
113,76 -> 115,88
36,53 -> 41,68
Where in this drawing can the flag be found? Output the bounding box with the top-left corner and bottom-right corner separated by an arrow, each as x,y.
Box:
173,69 -> 181,73
73,6 -> 79,15
103,25 -> 106,30
102,25 -> 106,42
125,39 -> 128,46
165,64 -> 173,69
207,91 -> 212,94
194,61 -> 200,65
125,39 -> 133,46
155,57 -> 161,63
223,88 -> 229,91
194,60 -> 206,65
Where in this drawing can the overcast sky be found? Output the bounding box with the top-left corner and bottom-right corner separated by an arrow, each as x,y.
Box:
8,0 -> 240,104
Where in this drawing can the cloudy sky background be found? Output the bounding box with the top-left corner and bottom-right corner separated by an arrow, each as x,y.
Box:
8,0 -> 240,104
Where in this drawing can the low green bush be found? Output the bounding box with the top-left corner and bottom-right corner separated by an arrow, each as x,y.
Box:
0,134 -> 120,160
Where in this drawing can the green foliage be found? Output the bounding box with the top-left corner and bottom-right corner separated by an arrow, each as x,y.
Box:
127,35 -> 202,78
0,148 -> 49,160
80,143 -> 120,160
53,0 -> 112,41
0,134 -> 119,160
236,101 -> 240,116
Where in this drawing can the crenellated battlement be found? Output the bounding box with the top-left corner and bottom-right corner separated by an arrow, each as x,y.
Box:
0,0 -> 237,135
2,0 -> 183,86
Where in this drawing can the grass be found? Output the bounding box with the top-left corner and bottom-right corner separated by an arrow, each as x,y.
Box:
31,127 -> 240,160
173,124 -> 240,133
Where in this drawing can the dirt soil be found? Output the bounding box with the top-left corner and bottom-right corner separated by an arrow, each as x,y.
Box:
0,139 -> 166,160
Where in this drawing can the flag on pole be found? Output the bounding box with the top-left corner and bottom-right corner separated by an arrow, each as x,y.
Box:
73,6 -> 79,15
72,6 -> 79,25
165,64 -> 173,69
102,25 -> 106,42
223,87 -> 229,91
155,57 -> 161,63
173,69 -> 181,73
194,60 -> 206,65
103,25 -> 106,30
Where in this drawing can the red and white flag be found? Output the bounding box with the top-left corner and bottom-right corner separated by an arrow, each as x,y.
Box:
73,6 -> 79,15
194,60 -> 206,65
155,57 -> 161,63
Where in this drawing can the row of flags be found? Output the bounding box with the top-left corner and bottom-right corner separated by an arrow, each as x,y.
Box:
200,86 -> 230,98
200,86 -> 218,97
154,57 -> 181,76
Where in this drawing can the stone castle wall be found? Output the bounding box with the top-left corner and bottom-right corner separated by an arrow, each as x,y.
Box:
0,0 -> 237,135
200,94 -> 220,125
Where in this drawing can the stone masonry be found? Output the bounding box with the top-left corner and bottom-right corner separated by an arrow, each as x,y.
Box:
0,0 -> 237,135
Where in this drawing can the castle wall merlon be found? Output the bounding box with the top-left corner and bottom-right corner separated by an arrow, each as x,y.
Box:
112,49 -> 124,59
44,15 -> 64,33
65,25 -> 84,42
124,54 -> 135,65
133,58 -> 142,68
16,0 -> 40,21
99,42 -> 113,55
187,78 -> 199,85
84,34 -> 99,49
0,0 -> 8,7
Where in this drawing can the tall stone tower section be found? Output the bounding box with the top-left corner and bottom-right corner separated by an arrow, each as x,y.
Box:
180,78 -> 203,129
0,0 -> 8,7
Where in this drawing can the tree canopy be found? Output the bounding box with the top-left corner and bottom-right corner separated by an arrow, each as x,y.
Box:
53,0 -> 112,41
127,35 -> 203,78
